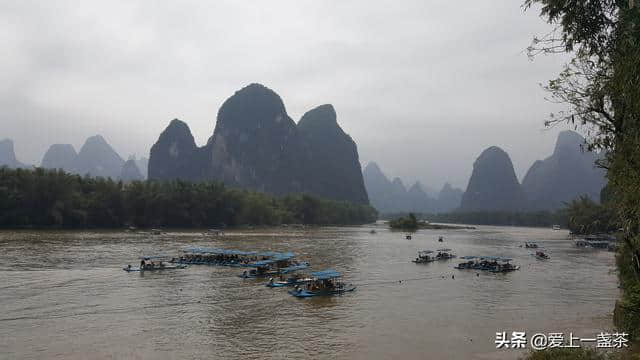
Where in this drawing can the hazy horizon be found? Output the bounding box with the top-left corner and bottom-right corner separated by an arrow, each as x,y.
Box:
2,1 -> 577,190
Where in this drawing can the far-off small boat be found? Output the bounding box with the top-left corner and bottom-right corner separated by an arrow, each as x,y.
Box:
534,251 -> 550,260
524,242 -> 539,249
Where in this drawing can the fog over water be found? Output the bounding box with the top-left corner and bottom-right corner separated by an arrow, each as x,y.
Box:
1,1 -> 572,189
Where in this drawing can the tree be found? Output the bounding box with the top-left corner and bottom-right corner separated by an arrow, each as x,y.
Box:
526,0 -> 640,338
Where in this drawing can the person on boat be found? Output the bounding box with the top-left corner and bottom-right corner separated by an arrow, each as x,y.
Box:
268,277 -> 274,286
127,264 -> 132,271
140,260 -> 145,269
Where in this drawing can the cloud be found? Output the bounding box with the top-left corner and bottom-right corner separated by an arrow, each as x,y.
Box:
1,0 -> 571,189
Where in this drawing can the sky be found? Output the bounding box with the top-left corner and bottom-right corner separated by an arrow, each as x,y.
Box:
1,0 -> 574,190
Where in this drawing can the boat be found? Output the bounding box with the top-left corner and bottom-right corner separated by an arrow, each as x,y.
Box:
575,235 -> 616,249
406,234 -> 412,240
288,270 -> 356,298
266,273 -> 314,288
552,225 -> 561,230
370,229 -> 377,234
435,248 -> 456,260
123,256 -> 187,272
524,242 -> 539,249
454,256 -> 519,272
534,251 -> 550,260
180,247 -> 260,266
240,252 -> 309,278
455,256 -> 479,269
489,258 -> 520,272
438,236 -> 444,242
412,250 -> 435,263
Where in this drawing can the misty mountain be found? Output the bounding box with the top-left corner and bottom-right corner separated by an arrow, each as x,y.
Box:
521,130 -> 606,210
459,146 -> 526,212
0,139 -> 29,169
438,183 -> 464,212
135,157 -> 148,179
148,119 -> 206,181
120,159 -> 144,183
362,161 -> 463,213
149,83 -> 369,204
73,135 -> 125,179
41,144 -> 78,172
297,104 -> 368,203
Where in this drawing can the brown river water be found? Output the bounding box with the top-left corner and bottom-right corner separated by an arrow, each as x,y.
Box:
0,224 -> 618,359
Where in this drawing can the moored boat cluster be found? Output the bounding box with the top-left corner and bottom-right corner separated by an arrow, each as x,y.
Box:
123,247 -> 354,298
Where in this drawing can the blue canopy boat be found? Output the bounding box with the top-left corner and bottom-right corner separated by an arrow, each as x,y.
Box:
288,269 -> 356,298
240,252 -> 309,278
123,255 -> 187,272
264,263 -> 316,287
179,247 -> 259,266
455,256 -> 478,269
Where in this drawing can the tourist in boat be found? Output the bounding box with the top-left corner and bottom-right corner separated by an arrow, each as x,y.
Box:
140,259 -> 145,269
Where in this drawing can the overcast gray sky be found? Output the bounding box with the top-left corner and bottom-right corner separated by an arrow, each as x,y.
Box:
1,0 -> 573,190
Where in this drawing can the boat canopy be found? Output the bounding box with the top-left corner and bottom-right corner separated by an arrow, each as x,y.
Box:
478,256 -> 512,261
280,263 -> 309,273
244,252 -> 297,267
311,269 -> 342,280
272,252 -> 295,261
183,247 -> 257,256
244,259 -> 276,267
437,248 -> 452,252
259,251 -> 282,257
139,255 -> 171,260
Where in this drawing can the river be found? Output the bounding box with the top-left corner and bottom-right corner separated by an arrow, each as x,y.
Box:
0,224 -> 618,359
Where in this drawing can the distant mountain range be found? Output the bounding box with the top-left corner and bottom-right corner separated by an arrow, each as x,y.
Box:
0,139 -> 30,169
459,130 -> 605,212
521,131 -> 606,210
149,83 -> 369,204
362,162 -> 464,213
39,135 -> 147,182
1,136 -> 147,182
2,93 -> 604,213
365,130 -> 605,214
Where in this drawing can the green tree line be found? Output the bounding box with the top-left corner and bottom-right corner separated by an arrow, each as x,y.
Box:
0,167 -> 377,229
